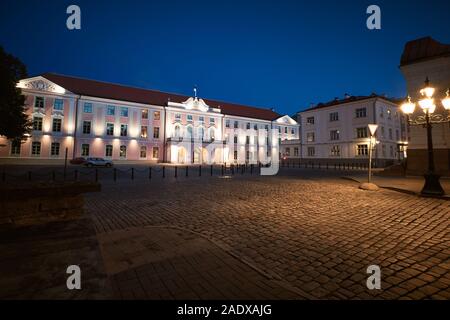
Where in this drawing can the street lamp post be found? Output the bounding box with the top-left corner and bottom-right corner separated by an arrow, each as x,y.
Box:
400,78 -> 450,196
367,124 -> 378,184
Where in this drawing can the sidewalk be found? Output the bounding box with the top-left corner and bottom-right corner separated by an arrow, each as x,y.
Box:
347,174 -> 450,197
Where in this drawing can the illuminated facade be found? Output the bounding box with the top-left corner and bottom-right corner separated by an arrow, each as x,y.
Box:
297,94 -> 408,166
0,74 -> 299,164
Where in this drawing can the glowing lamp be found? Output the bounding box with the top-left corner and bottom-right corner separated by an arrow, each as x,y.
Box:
419,77 -> 435,98
418,97 -> 436,114
442,90 -> 450,110
401,96 -> 415,114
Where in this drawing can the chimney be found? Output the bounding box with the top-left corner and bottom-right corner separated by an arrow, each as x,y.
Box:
344,93 -> 351,99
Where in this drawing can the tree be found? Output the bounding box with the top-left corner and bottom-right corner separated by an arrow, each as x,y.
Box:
0,46 -> 30,143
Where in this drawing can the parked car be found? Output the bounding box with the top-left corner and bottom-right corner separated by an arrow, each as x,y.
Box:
84,157 -> 113,167
70,157 -> 86,165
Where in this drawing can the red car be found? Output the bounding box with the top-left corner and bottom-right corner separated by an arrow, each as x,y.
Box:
70,157 -> 86,165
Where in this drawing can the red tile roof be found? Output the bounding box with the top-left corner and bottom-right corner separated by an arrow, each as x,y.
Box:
42,73 -> 281,121
400,36 -> 450,67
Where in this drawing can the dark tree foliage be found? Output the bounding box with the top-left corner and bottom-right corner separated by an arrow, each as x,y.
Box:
0,46 -> 30,143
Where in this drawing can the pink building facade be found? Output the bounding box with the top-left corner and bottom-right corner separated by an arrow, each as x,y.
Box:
0,74 -> 299,164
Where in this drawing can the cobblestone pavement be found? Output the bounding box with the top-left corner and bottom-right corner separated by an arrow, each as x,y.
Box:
98,226 -> 302,299
87,175 -> 450,299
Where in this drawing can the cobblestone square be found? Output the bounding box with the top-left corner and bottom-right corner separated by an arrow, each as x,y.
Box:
87,174 -> 450,299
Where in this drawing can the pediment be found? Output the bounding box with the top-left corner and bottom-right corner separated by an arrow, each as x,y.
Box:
17,76 -> 69,95
275,115 -> 297,125
181,97 -> 210,112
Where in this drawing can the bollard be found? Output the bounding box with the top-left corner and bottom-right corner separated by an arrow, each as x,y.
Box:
210,165 -> 213,176
231,165 -> 234,175
326,163 -> 329,170
131,168 -> 135,180
250,164 -> 253,175
175,166 -> 178,178
74,169 -> 78,181
95,168 -> 98,182
186,166 -> 188,177
221,164 -> 224,176
113,168 -> 117,182
162,166 -> 165,178
199,165 -> 202,176
149,167 -> 152,180
2,169 -> 5,182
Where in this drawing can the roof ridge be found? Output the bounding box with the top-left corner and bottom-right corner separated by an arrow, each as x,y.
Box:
42,72 -> 278,114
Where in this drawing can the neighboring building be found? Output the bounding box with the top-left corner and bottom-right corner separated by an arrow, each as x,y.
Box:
0,73 -> 299,164
297,94 -> 408,167
399,36 -> 450,176
280,114 -> 302,160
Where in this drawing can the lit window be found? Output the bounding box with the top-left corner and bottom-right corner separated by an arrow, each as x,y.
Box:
141,126 -> 148,138
140,146 -> 147,158
107,105 -> 115,115
234,121 -> 238,129
33,116 -> 43,131
141,109 -> 148,119
83,103 -> 93,113
152,147 -> 159,159
154,111 -> 160,120
120,107 -> 128,117
32,141 -> 41,156
81,144 -> 89,156
357,144 -> 368,156
51,142 -> 60,156
330,145 -> 340,156
52,118 -> 62,132
119,145 -> 127,158
53,99 -> 64,111
225,120 -> 230,128
306,132 -> 315,142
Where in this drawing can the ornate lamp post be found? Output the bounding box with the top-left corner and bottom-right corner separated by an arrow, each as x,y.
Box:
400,78 -> 450,196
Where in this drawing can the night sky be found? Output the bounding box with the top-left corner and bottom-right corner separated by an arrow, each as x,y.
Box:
1,0 -> 449,116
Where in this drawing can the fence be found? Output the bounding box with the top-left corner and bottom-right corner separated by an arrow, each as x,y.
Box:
280,160 -> 370,171
0,163 -> 262,184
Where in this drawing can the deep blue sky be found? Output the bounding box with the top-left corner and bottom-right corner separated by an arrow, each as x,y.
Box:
1,0 -> 449,115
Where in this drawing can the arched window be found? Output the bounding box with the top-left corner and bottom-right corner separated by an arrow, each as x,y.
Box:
209,127 -> 215,141
198,127 -> 204,141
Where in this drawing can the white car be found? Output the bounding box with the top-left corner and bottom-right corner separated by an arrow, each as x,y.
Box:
84,157 -> 113,167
